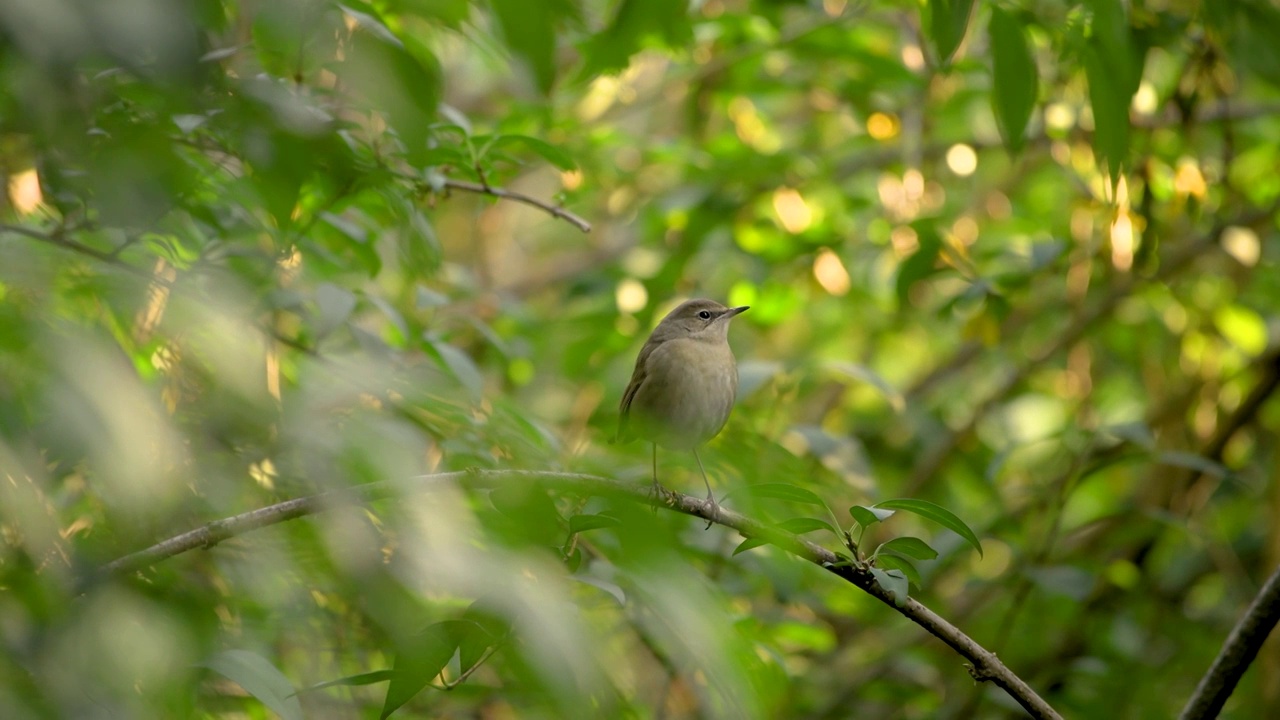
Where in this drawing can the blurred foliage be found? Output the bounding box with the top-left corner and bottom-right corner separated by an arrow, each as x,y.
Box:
2,0 -> 1280,717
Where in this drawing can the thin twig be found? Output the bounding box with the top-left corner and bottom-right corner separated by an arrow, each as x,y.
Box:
100,468 -> 1062,720
440,179 -> 591,233
1178,562 -> 1280,720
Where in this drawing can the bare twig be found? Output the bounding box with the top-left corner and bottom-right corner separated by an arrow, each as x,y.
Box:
1179,562 -> 1280,720
441,179 -> 591,233
101,468 -> 1061,720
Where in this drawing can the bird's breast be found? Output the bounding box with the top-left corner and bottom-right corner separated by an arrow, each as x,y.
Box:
628,338 -> 739,450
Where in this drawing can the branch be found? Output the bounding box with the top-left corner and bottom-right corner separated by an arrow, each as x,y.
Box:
0,222 -> 153,280
1179,562 -> 1280,720
441,179 -> 591,233
101,469 -> 1061,720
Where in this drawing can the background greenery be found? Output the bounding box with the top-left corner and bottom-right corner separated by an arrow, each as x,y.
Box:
2,0 -> 1279,717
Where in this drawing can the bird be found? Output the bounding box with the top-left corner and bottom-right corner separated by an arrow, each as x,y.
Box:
616,298 -> 749,521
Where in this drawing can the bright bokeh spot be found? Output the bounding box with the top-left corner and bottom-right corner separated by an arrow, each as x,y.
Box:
1221,226 -> 1260,267
771,187 -> 812,233
8,168 -> 42,215
812,248 -> 851,296
1110,212 -> 1135,271
560,169 -> 583,191
951,215 -> 979,245
946,144 -> 978,176
865,112 -> 899,140
1044,102 -> 1075,131
1131,81 -> 1159,115
1174,158 -> 1208,199
901,44 -> 925,72
615,278 -> 648,314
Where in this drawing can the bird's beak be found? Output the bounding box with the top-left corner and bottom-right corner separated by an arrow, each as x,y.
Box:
724,305 -> 749,319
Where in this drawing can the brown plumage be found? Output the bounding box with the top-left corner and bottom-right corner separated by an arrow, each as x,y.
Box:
617,298 -> 748,516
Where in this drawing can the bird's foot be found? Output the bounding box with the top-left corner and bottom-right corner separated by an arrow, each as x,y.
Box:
648,481 -> 670,512
702,492 -> 719,530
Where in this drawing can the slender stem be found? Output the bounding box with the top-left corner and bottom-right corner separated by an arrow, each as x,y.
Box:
440,179 -> 591,233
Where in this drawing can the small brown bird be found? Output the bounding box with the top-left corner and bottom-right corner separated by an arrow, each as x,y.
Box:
616,299 -> 749,517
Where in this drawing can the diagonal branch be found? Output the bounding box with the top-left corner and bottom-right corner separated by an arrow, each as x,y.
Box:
1179,562 -> 1280,720
100,468 -> 1062,720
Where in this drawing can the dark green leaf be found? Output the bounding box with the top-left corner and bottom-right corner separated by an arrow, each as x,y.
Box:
869,567 -> 910,607
299,670 -> 394,694
457,619 -> 500,674
875,555 -> 923,588
580,0 -> 693,77
850,505 -> 895,528
874,499 -> 983,557
989,7 -> 1038,153
199,650 -> 303,720
926,0 -> 976,65
382,620 -> 473,718
733,536 -> 770,555
895,224 -> 943,310
339,10 -> 441,164
489,0 -> 566,94
492,134 -> 578,170
876,536 -> 939,561
569,513 -> 622,534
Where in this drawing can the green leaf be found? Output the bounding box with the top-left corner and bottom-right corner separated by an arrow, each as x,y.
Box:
313,283 -> 357,339
1155,451 -> 1230,479
874,499 -> 983,557
875,555 -> 923,588
876,536 -> 939,561
1082,44 -> 1128,180
1214,304 -> 1268,356
424,337 -> 484,399
869,567 -> 910,607
492,134 -> 578,170
823,362 -> 905,412
382,620 -> 474,719
1082,0 -> 1141,179
849,505 -> 895,528
580,0 -> 693,77
775,517 -> 836,535
456,619 -> 499,675
569,513 -> 622,534
989,7 -> 1038,153
926,0 -> 976,65
339,8 -> 441,164
738,483 -> 828,507
199,650 -> 304,720
488,484 -> 563,546
299,670 -> 394,694
733,536 -> 770,555
895,223 -> 943,310
489,0 -> 572,94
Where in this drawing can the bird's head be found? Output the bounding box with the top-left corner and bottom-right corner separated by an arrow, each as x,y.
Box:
651,298 -> 749,343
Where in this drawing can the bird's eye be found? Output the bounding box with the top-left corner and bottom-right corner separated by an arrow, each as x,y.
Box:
698,310 -> 712,320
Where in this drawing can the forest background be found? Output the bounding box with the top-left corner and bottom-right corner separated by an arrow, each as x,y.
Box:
3,0 -> 1280,718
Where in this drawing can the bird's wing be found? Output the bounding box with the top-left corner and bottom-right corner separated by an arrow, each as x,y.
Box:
616,338 -> 662,441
